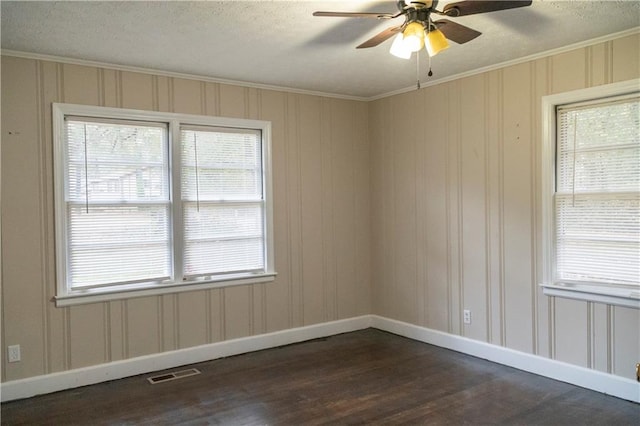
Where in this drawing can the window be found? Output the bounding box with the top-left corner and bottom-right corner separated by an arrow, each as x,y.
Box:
541,80 -> 639,309
53,104 -> 275,306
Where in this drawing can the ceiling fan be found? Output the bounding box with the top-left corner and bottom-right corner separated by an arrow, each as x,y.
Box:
313,1 -> 533,59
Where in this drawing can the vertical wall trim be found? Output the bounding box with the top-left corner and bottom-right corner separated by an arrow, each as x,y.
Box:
159,298 -> 167,351
295,95 -> 305,323
498,70 -> 506,347
608,305 -> 614,374
35,59 -> 50,373
122,300 -> 129,358
529,61 -> 539,354
484,74 -> 492,343
415,93 -> 420,323
548,55 -> 554,94
97,68 -> 105,107
320,98 -> 328,321
331,100 -> 339,321
354,101 -> 362,319
585,46 -> 593,87
115,70 -> 123,108
200,82 -> 207,116
416,90 -> 427,327
284,94 -> 293,328
63,309 -> 71,369
220,290 -> 226,341
152,75 -> 159,111
550,297 -> 556,359
588,302 -> 595,368
261,283 -> 267,334
172,294 -> 179,348
243,87 -> 250,117
391,98 -> 398,318
605,41 -> 613,84
210,291 -> 220,341
57,63 -> 65,103
456,85 -> 464,337
103,303 -> 110,362
445,90 -> 453,334
248,285 -> 255,335
168,77 -> 175,113
377,99 -> 386,316
214,83 -> 221,116
157,296 -> 164,351
205,291 -> 213,342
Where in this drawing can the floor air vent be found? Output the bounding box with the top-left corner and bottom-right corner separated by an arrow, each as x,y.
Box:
147,368 -> 201,384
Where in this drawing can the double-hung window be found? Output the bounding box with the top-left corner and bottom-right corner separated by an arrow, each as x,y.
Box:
53,104 -> 275,306
541,80 -> 639,308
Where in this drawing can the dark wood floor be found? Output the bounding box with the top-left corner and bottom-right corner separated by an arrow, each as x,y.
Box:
2,329 -> 638,425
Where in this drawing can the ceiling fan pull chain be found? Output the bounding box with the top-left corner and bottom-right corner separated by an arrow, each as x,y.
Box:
428,53 -> 433,77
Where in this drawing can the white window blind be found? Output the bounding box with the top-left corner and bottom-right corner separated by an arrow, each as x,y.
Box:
180,126 -> 265,279
555,95 -> 640,288
64,118 -> 171,289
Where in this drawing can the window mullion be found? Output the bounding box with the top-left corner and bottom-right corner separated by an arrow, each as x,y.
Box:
170,119 -> 184,283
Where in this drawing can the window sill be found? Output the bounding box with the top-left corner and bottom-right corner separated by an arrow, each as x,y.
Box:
541,283 -> 640,309
54,273 -> 277,307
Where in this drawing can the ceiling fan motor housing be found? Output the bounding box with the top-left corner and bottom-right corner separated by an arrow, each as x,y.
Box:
399,1 -> 437,10
399,1 -> 435,29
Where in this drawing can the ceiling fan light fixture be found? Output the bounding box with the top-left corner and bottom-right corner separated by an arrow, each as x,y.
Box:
389,33 -> 412,59
402,21 -> 425,52
425,28 -> 449,57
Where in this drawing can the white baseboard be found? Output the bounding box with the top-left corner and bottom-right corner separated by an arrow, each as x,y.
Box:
370,315 -> 640,403
0,315 -> 372,402
3,314 -> 638,404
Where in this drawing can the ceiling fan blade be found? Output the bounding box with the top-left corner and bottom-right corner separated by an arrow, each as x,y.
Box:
442,1 -> 532,17
313,11 -> 396,19
434,19 -> 481,44
356,26 -> 402,49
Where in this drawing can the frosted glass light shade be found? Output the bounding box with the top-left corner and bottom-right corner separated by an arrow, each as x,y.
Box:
403,22 -> 425,52
389,33 -> 412,59
425,28 -> 449,56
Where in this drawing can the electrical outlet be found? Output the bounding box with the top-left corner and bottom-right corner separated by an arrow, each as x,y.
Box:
463,309 -> 471,324
8,345 -> 21,363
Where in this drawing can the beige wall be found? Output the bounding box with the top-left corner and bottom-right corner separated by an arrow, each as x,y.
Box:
370,33 -> 640,380
1,56 -> 371,381
2,33 -> 639,385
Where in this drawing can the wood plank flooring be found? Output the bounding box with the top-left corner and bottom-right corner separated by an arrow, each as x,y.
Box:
2,329 -> 638,425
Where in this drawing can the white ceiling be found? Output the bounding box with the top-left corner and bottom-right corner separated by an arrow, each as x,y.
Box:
2,1 -> 639,99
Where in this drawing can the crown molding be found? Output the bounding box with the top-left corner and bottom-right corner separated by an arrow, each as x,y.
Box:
369,27 -> 640,101
0,49 -> 368,102
2,27 -> 638,102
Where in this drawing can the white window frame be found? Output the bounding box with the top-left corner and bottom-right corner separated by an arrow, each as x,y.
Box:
53,103 -> 276,306
540,79 -> 640,309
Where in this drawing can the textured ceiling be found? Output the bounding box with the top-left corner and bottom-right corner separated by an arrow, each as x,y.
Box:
2,1 -> 639,99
